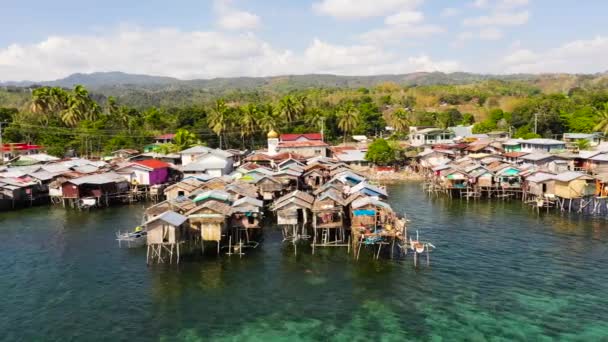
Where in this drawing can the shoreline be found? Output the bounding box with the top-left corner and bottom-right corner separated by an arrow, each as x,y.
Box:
352,167 -> 425,184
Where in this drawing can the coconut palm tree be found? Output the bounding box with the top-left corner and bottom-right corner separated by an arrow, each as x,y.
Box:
593,103 -> 608,137
106,96 -> 119,116
73,85 -> 100,122
257,104 -> 279,132
60,97 -> 83,127
278,95 -> 299,123
53,85 -> 101,127
305,107 -> 325,131
337,103 -> 360,144
208,99 -> 228,149
390,108 -> 410,134
575,139 -> 591,151
294,94 -> 308,117
174,129 -> 201,151
30,87 -> 53,115
30,87 -> 69,125
240,104 -> 258,147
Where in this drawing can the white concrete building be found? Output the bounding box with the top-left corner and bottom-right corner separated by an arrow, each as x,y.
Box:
409,127 -> 455,147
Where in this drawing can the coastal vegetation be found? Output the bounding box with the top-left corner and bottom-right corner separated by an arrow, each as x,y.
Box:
2,72 -> 608,156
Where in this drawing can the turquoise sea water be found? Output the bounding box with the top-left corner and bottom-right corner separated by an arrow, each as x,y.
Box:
1,182 -> 608,341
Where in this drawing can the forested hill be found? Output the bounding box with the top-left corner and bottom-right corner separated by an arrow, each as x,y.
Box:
3,70 -> 608,157
4,70 -> 608,109
0,71 -> 578,90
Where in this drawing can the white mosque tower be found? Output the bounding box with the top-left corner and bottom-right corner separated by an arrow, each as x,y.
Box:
267,129 -> 279,156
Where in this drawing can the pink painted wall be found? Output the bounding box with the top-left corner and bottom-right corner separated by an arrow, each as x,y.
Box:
148,168 -> 169,185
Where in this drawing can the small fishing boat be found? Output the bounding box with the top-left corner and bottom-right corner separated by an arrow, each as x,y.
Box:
116,228 -> 147,248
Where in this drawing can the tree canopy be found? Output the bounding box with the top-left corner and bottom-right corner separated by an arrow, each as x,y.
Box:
2,79 -> 608,157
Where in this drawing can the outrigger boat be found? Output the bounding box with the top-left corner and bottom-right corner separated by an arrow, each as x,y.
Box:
406,230 -> 436,267
116,226 -> 147,248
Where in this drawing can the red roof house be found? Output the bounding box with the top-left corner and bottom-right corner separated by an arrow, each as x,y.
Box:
154,133 -> 176,144
279,133 -> 323,142
116,159 -> 170,185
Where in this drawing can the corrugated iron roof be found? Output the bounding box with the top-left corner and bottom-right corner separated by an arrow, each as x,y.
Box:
145,210 -> 187,226
134,159 -> 170,169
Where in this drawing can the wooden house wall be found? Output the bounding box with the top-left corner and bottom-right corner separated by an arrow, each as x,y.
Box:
165,187 -> 195,201
61,183 -> 80,198
554,179 -> 595,199
146,221 -> 179,245
200,222 -> 222,241
527,181 -> 555,197
477,174 -> 493,187
188,207 -> 226,241
590,161 -> 608,175
277,209 -> 299,225
258,179 -> 282,193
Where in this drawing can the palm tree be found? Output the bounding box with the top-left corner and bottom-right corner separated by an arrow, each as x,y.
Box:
257,104 -> 279,132
30,87 -> 68,125
208,99 -> 228,149
174,129 -> 201,151
575,139 -> 591,151
74,85 -> 100,121
294,94 -> 308,118
30,87 -> 52,115
390,108 -> 410,134
337,103 -> 360,144
56,85 -> 101,127
60,97 -> 82,127
240,104 -> 258,147
157,143 -> 178,154
593,103 -> 608,136
106,96 -> 119,116
278,95 -> 298,123
305,107 -> 325,131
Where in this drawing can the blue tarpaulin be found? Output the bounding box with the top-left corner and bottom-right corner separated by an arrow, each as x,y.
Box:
353,209 -> 376,216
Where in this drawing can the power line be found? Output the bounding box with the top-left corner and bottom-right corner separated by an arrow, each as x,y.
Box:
9,118 -> 314,137
6,119 -> 316,141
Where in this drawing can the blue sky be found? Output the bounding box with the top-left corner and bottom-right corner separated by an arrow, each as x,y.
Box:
2,0 -> 608,81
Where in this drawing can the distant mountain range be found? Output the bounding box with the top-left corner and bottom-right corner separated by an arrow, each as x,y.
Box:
0,71 -> 552,90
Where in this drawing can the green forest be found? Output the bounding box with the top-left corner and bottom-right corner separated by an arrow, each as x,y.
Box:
2,75 -> 608,157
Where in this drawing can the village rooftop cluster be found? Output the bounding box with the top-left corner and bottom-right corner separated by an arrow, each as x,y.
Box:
0,131 -> 426,263
410,126 -> 608,214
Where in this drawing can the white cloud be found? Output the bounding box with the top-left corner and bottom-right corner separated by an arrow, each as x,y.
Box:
385,10 -> 424,25
302,40 -> 460,75
457,32 -> 475,41
470,0 -> 528,9
218,11 -> 260,30
360,24 -> 443,43
440,8 -> 461,17
503,49 -> 538,65
452,27 -> 502,47
497,0 -> 529,9
501,36 -> 608,73
463,10 -> 529,26
470,0 -> 489,8
358,4 -> 443,44
214,0 -> 260,30
312,0 -> 422,19
0,27 -> 461,81
479,27 -> 503,40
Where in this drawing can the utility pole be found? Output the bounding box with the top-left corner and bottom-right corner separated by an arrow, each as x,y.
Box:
320,117 -> 325,142
0,122 -> 5,165
534,113 -> 539,135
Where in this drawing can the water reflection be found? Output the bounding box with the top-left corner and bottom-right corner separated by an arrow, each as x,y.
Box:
2,184 -> 608,340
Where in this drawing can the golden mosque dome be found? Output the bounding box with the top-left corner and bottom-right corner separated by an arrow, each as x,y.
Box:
267,130 -> 279,139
